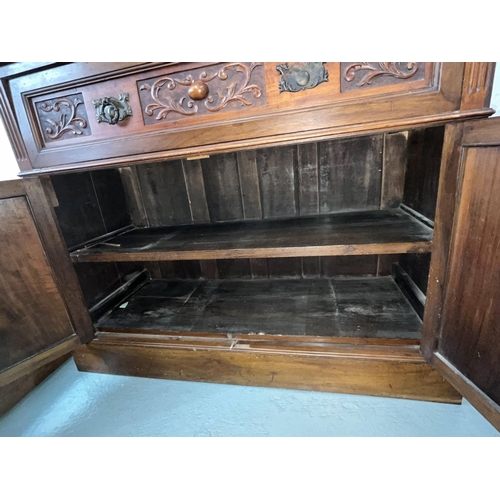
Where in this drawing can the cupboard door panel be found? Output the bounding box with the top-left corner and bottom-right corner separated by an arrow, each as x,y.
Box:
427,117 -> 500,431
0,196 -> 75,370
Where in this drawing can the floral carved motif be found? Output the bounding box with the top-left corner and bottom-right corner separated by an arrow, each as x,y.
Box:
138,63 -> 265,124
36,94 -> 90,142
344,62 -> 420,87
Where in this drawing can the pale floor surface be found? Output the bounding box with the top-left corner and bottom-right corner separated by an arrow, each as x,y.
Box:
0,359 -> 498,436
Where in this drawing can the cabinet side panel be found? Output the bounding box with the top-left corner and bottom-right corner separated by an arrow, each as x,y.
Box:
403,126 -> 444,220
51,172 -> 107,248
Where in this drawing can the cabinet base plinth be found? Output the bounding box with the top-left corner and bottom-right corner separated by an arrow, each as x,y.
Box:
73,338 -> 461,404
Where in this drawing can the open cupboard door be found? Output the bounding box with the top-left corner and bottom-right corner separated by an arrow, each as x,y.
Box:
0,178 -> 94,415
421,117 -> 500,431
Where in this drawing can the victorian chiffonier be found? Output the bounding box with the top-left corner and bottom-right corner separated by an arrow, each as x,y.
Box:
0,62 -> 499,430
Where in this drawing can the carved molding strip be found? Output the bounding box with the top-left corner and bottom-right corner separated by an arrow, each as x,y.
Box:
0,86 -> 28,161
467,62 -> 491,94
138,63 -> 266,125
342,62 -> 423,90
36,93 -> 90,142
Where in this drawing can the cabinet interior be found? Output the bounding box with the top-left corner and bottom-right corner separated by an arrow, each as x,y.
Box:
49,126 -> 444,345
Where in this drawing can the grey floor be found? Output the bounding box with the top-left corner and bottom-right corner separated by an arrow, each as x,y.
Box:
0,359 -> 498,436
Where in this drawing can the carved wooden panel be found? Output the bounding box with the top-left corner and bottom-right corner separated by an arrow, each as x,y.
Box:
138,62 -> 267,126
35,93 -> 91,143
341,63 -> 426,92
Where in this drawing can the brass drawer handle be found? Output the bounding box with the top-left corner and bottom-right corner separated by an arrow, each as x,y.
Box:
92,93 -> 132,125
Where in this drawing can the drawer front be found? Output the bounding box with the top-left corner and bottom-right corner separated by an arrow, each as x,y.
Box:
5,62 -> 493,173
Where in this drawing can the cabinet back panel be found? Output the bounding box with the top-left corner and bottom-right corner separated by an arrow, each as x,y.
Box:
136,160 -> 192,226
318,135 -> 383,213
129,135 -> 386,279
130,135 -> 385,228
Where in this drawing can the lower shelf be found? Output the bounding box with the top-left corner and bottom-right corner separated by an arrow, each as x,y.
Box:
96,276 -> 422,341
75,276 -> 461,403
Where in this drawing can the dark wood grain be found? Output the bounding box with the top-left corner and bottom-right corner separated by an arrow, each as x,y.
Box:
90,169 -> 131,232
96,276 -> 422,340
159,260 -> 203,279
297,142 -> 319,215
257,145 -> 297,219
381,132 -> 407,209
399,253 -> 431,294
236,150 -> 262,219
267,258 -> 302,278
302,257 -> 320,278
0,196 -> 75,371
74,263 -> 124,309
202,153 -> 244,222
403,127 -> 444,220
319,135 -> 383,213
118,166 -> 149,227
71,209 -> 433,262
136,160 -> 191,226
200,260 -> 219,279
217,259 -> 252,279
51,172 -> 106,248
250,258 -> 268,278
377,255 -> 398,276
182,159 -> 210,223
438,146 -> 500,406
393,263 -> 426,319
320,256 -> 378,276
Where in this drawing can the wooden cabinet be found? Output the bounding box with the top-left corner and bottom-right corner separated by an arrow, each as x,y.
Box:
1,62 -> 499,431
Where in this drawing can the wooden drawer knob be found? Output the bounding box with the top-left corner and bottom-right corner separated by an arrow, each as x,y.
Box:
188,81 -> 209,100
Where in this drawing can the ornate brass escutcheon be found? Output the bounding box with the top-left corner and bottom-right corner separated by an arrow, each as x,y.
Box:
276,62 -> 328,92
92,93 -> 133,125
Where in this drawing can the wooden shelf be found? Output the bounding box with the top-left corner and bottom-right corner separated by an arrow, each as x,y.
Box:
71,209 -> 433,262
96,276 -> 423,341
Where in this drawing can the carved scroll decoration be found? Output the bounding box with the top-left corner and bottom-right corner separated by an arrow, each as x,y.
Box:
344,63 -> 419,87
139,63 -> 263,121
38,96 -> 88,140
